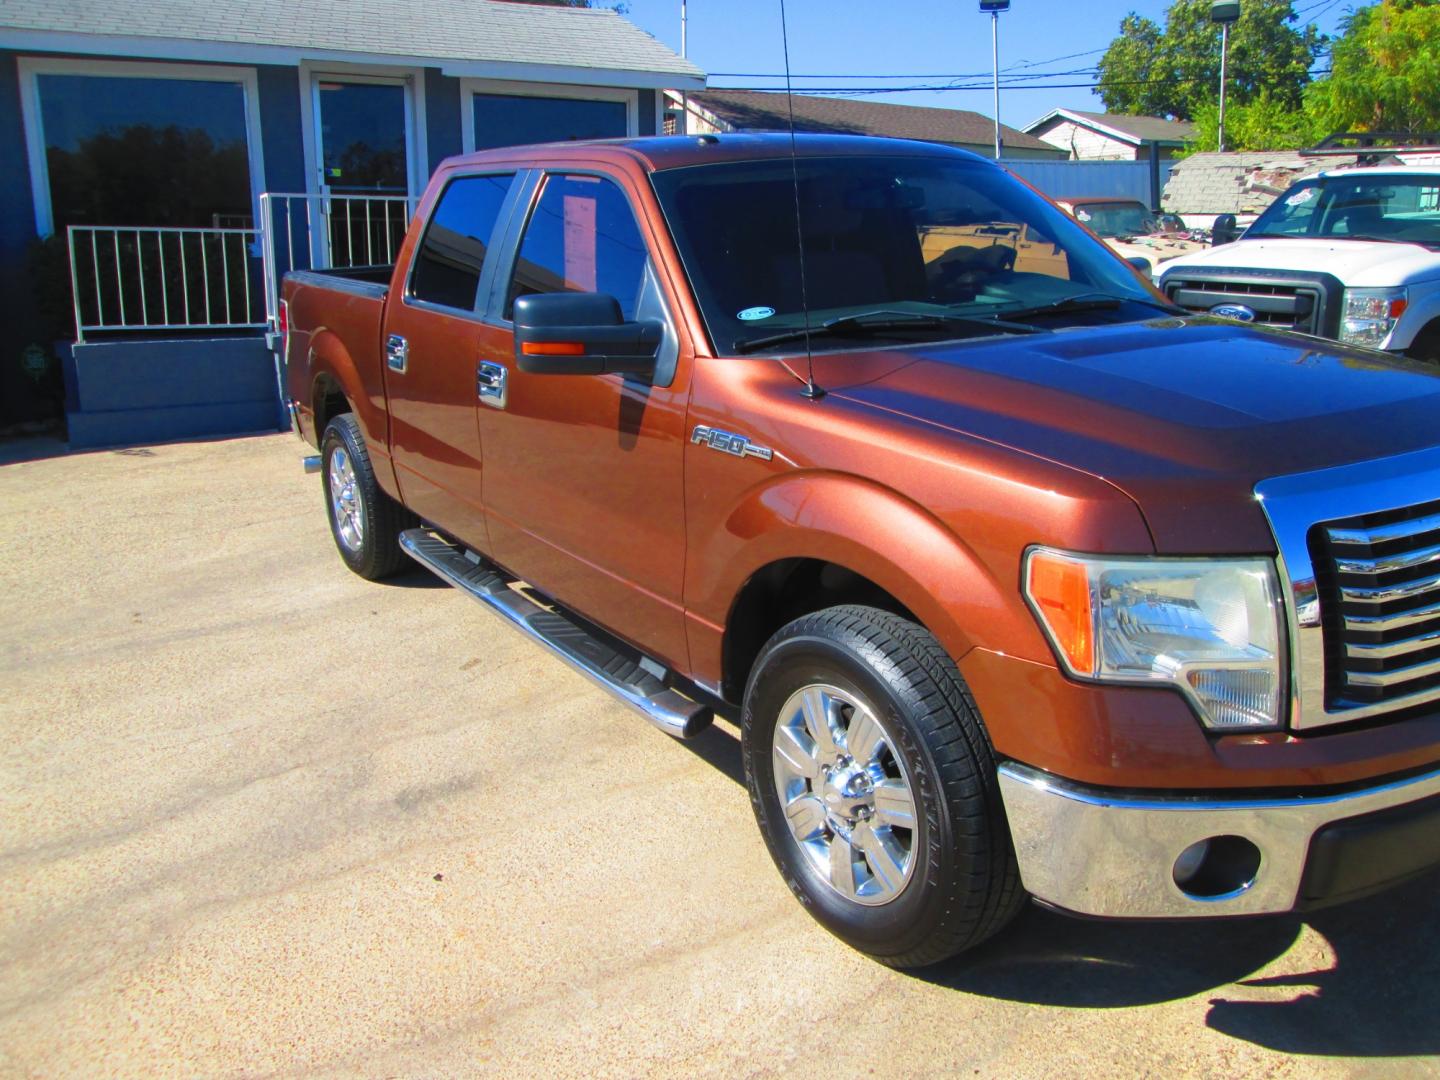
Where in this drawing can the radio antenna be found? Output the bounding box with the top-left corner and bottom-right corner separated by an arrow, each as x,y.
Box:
779,0 -> 823,399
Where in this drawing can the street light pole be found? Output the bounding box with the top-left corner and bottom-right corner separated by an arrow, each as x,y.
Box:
1211,1 -> 1241,152
991,10 -> 1000,159
980,1 -> 1011,160
680,0 -> 689,135
1218,20 -> 1230,151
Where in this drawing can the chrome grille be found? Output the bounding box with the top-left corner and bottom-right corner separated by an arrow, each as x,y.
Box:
1317,499 -> 1440,710
1166,278 -> 1318,332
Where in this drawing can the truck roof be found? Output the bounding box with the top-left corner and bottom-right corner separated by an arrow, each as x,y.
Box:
1312,163 -> 1440,180
440,132 -> 993,174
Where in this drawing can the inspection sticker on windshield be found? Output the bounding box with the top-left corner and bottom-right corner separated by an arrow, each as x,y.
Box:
737,306 -> 775,321
1286,187 -> 1316,206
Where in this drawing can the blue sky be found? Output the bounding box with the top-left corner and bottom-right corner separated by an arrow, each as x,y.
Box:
618,0 -> 1355,129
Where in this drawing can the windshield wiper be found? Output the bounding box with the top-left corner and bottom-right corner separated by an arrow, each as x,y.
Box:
994,292 -> 1183,321
733,309 -> 1039,354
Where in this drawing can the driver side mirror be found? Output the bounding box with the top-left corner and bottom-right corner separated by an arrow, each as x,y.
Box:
513,293 -> 661,377
1211,214 -> 1240,246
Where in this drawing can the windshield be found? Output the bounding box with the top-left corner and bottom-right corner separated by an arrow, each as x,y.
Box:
1070,201 -> 1154,238
649,154 -> 1161,354
1248,174 -> 1440,247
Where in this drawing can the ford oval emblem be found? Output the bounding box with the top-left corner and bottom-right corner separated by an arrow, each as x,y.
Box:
1210,303 -> 1256,323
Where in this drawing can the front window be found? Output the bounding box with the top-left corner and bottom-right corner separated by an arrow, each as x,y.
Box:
1248,175 -> 1440,248
1070,200 -> 1155,238
651,154 -> 1162,354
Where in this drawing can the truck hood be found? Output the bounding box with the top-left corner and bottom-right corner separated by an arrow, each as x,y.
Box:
1162,237 -> 1440,288
826,319 -> 1440,554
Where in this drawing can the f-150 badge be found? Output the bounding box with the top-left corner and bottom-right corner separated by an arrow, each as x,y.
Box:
691,425 -> 774,461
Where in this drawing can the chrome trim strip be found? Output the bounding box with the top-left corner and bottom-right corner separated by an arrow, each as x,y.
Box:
1329,509 -> 1440,547
1345,653 -> 1440,686
1336,541 -> 1440,575
1342,571 -> 1440,604
399,529 -> 712,740
1255,445 -> 1440,730
998,761 -> 1440,918
1344,626 -> 1440,660
1344,599 -> 1440,631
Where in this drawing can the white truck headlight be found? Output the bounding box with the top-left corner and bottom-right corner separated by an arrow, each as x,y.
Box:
1023,549 -> 1285,731
1340,287 -> 1407,348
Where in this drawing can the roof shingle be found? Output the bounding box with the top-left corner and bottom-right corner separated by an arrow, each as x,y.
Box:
0,0 -> 703,80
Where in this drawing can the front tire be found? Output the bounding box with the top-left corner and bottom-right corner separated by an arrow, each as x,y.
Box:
321,413 -> 410,580
742,605 -> 1024,967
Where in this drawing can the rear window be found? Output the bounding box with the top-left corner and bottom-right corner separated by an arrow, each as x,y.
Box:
409,173 -> 515,311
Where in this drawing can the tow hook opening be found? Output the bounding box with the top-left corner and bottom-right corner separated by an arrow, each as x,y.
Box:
1172,835 -> 1263,899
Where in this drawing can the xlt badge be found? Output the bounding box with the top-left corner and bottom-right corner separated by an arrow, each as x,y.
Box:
691,425 -> 774,461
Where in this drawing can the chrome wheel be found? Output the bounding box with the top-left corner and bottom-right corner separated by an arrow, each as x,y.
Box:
771,683 -> 918,906
328,445 -> 365,553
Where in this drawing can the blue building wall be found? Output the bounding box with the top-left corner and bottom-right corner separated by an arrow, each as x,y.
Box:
0,49 -> 59,428
256,64 -> 307,193
426,68 -> 463,172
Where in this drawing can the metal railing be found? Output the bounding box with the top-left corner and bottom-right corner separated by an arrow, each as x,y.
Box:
259,192 -> 418,331
67,225 -> 265,343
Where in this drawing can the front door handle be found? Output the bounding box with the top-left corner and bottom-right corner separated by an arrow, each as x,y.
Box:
385,334 -> 408,373
477,360 -> 508,409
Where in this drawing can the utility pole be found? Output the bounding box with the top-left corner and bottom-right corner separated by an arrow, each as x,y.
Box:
1211,1 -> 1240,152
679,0 -> 689,134
980,1 -> 1010,160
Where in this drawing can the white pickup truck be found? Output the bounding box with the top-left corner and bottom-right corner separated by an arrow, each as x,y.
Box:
1158,163 -> 1440,361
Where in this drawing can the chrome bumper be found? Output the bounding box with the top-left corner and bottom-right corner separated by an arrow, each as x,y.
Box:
998,761 -> 1440,918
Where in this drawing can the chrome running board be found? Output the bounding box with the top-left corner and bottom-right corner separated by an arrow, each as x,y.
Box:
400,529 -> 713,739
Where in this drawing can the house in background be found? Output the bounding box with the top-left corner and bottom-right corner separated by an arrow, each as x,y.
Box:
666,89 -> 1068,161
0,0 -> 702,447
1022,108 -> 1194,162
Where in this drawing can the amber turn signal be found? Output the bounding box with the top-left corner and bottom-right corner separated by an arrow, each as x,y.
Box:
521,341 -> 586,356
1025,550 -> 1096,675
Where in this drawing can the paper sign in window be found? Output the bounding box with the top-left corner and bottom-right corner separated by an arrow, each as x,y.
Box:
563,195 -> 597,292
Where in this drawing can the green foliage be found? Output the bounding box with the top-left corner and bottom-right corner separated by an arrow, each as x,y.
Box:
1180,91 -> 1325,152
1098,0 -> 1325,121
1306,0 -> 1440,136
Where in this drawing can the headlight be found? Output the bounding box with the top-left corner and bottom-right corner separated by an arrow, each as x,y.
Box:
1023,548 -> 1285,731
1340,287 -> 1407,348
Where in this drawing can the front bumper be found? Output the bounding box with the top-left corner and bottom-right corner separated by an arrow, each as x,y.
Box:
998,761 -> 1440,918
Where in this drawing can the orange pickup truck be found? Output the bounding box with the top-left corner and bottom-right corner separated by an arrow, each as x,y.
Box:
284,134 -> 1440,967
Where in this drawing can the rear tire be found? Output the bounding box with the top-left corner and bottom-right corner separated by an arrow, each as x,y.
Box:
742,604 -> 1025,968
321,413 -> 411,580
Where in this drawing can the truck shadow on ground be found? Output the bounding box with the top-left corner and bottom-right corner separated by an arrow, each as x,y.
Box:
680,717 -> 1440,1056
921,872 -> 1440,1058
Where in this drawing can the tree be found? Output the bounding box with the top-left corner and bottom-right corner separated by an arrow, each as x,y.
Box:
1184,90 -> 1325,151
1306,0 -> 1440,137
1097,0 -> 1325,121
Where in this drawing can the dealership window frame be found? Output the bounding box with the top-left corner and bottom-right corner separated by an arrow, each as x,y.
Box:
17,56 -> 268,238
459,79 -> 638,156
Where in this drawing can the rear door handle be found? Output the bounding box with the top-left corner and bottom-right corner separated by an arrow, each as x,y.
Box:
477,360 -> 507,409
386,334 -> 408,373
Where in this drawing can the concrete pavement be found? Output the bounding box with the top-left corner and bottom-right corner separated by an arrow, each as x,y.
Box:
1,433 -> 1437,1077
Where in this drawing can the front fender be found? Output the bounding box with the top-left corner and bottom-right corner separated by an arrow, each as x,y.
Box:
685,470 -> 1051,683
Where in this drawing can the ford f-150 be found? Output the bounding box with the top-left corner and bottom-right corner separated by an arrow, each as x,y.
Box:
284,133 -> 1440,967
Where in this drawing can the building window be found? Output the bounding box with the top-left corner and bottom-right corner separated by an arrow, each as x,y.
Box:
472,93 -> 629,152
35,73 -> 253,231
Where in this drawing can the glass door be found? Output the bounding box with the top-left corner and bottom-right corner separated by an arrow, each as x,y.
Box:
312,76 -> 412,266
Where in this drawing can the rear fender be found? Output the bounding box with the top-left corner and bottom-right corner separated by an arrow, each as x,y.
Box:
307,327 -> 400,500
